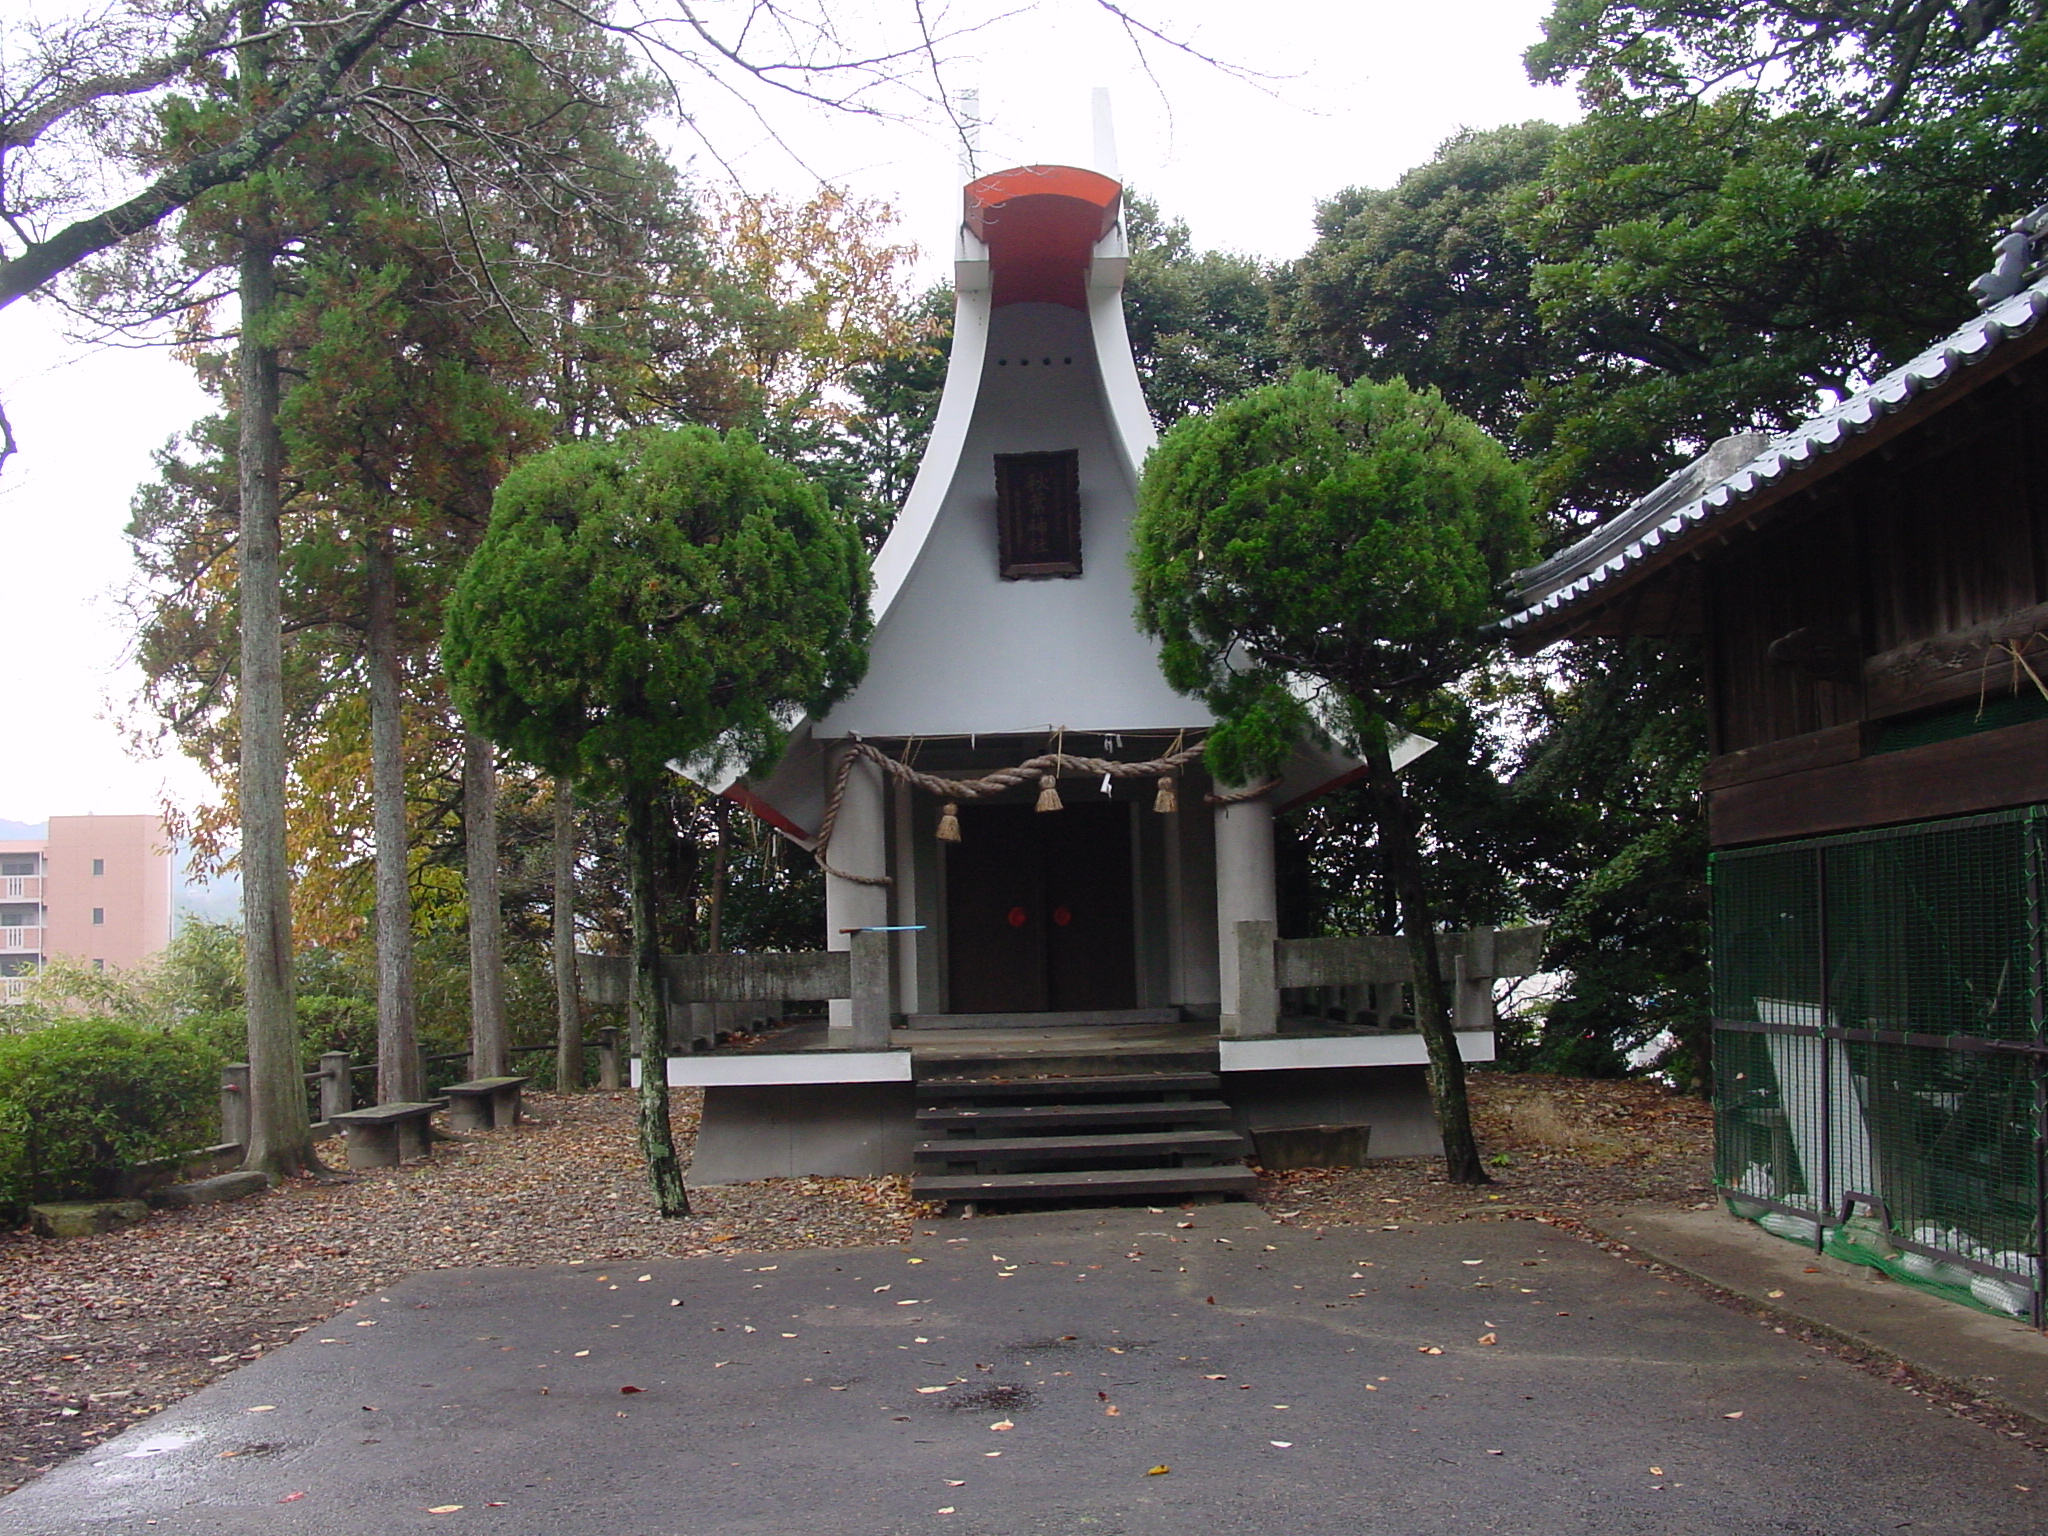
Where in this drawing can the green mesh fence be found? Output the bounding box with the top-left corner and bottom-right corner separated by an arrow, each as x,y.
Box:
1711,807 -> 2047,1323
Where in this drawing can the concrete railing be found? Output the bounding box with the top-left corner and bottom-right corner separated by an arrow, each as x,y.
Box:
1228,921 -> 1549,1039
578,933 -> 893,1051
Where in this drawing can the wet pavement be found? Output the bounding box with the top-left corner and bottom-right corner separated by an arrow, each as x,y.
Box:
2,1203 -> 2041,1535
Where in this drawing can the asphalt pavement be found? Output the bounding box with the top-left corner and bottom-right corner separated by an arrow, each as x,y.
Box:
2,1203 -> 2042,1536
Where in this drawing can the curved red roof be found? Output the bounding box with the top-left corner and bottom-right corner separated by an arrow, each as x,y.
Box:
964,165 -> 1122,309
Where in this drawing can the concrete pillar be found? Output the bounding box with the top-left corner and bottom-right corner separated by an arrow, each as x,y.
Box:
596,1027 -> 623,1091
1230,919 -> 1279,1039
318,1051 -> 353,1123
848,929 -> 893,1049
823,746 -> 889,1033
220,1063 -> 251,1151
1213,792 -> 1276,1034
888,777 -> 927,1015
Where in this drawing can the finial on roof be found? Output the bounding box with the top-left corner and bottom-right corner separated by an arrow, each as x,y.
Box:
1969,203 -> 2048,309
956,89 -> 983,182
1091,87 -> 1119,181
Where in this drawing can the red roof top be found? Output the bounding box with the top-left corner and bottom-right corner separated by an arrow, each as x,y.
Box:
964,165 -> 1122,309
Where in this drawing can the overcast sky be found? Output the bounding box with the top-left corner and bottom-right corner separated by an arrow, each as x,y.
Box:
0,0 -> 1577,828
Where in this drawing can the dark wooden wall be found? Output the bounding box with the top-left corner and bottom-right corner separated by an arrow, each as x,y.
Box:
1699,358 -> 2048,843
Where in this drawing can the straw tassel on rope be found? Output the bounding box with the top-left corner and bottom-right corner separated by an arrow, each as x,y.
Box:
1035,772 -> 1064,812
1153,774 -> 1177,814
936,801 -> 961,843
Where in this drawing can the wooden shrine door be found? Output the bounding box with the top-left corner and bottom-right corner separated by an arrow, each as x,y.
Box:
944,800 -> 1136,1014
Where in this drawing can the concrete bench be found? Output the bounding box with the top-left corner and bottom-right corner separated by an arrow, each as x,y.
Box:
443,1075 -> 529,1133
331,1101 -> 443,1168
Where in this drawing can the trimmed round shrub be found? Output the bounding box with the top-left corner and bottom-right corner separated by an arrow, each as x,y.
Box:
0,1019 -> 217,1219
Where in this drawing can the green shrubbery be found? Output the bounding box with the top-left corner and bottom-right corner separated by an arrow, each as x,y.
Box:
0,1019 -> 217,1218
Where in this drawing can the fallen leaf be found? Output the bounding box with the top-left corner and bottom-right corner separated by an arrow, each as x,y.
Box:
426,1505 -> 464,1514
1147,1464 -> 1171,1475
1487,1449 -> 1503,1456
944,1479 -> 965,1487
620,1386 -> 643,1395
1105,1405 -> 1121,1416
1766,1289 -> 1785,1299
669,1299 -> 682,1307
1478,1333 -> 1499,1346
247,1405 -> 277,1413
1723,1411 -> 1744,1420
1269,1440 -> 1292,1448
637,1275 -> 651,1283
281,1492 -> 306,1502
1650,1467 -> 1664,1476
1204,1373 -> 1228,1380
1417,1346 -> 1443,1356
917,1386 -> 949,1394
937,1507 -> 955,1515
781,1333 -> 798,1339
989,1419 -> 1015,1431
1206,1296 -> 1216,1305
574,1350 -> 591,1357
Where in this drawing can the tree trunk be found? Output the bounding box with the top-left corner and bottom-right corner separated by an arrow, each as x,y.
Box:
552,779 -> 584,1092
366,527 -> 423,1103
235,3 -> 314,1181
464,731 -> 507,1079
1360,727 -> 1489,1185
625,787 -> 689,1217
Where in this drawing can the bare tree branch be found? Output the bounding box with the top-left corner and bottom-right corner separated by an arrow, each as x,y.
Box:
0,0 -> 422,310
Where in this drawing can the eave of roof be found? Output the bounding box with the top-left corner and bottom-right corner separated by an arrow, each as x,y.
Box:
1502,276 -> 2048,641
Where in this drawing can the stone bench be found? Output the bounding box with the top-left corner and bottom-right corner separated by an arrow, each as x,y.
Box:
443,1075 -> 529,1133
331,1101 -> 444,1168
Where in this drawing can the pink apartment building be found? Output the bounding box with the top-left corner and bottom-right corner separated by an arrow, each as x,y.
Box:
0,816 -> 174,1000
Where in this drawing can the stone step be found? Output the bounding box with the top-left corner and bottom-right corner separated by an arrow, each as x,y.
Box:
916,1071 -> 1220,1104
901,1008 -> 1182,1030
913,1049 -> 1219,1082
914,1128 -> 1248,1170
915,1099 -> 1234,1132
911,1163 -> 1258,1204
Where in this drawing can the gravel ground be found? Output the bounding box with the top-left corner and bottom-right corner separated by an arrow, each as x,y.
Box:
0,1073 -> 1707,1494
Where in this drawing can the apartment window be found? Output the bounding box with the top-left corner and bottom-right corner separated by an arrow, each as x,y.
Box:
995,449 -> 1083,578
0,857 -> 34,877
91,908 -> 105,926
92,858 -> 105,876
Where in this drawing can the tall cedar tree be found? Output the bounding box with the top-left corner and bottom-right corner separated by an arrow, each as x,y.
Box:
443,427 -> 869,1215
1133,373 -> 1536,1184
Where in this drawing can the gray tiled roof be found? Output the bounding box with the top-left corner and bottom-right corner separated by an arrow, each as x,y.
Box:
1501,275 -> 2048,637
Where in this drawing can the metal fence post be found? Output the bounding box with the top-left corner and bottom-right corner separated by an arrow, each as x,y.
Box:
318,1051 -> 353,1123
219,1063 -> 251,1152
